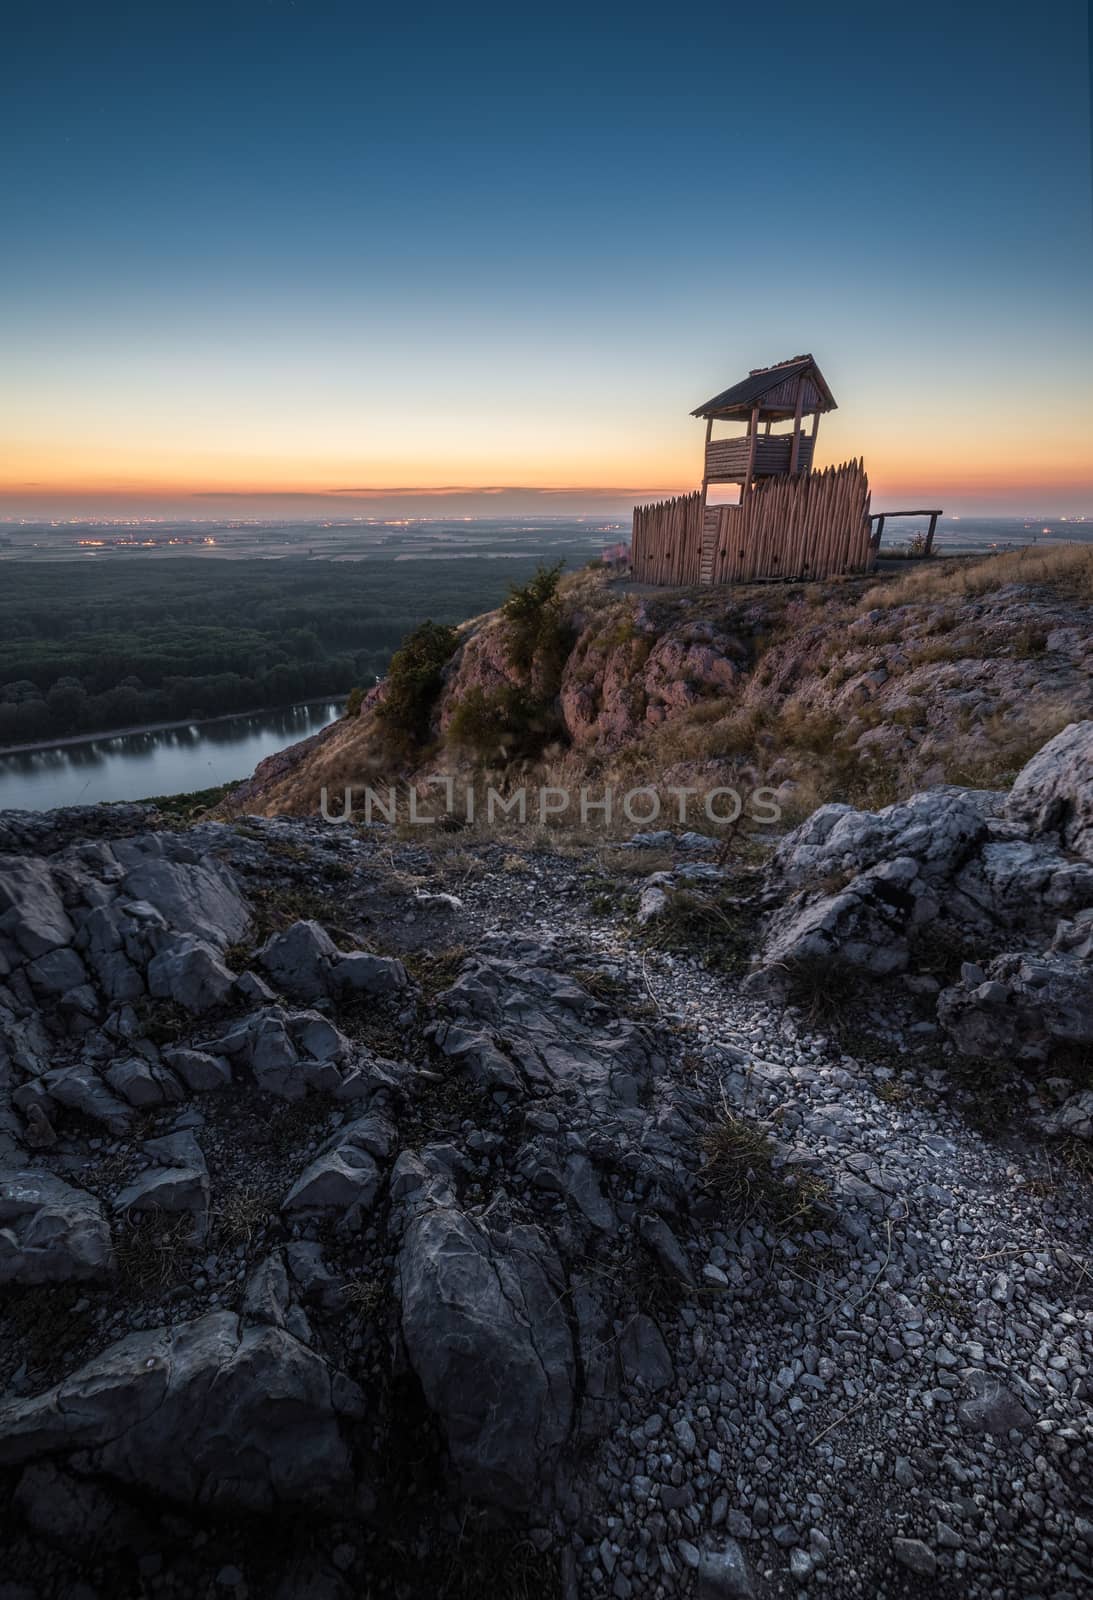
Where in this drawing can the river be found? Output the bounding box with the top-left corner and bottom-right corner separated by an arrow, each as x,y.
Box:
0,700 -> 343,813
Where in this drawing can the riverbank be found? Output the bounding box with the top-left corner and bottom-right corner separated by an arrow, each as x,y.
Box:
0,695 -> 348,759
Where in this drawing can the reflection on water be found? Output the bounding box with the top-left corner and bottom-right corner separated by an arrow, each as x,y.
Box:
0,701 -> 343,812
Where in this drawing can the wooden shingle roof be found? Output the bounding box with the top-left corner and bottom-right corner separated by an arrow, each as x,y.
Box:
692,355 -> 837,420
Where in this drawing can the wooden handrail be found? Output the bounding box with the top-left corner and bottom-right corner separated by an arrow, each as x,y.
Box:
868,509 -> 942,520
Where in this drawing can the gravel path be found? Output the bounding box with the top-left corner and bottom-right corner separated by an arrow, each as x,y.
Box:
451,848 -> 1093,1600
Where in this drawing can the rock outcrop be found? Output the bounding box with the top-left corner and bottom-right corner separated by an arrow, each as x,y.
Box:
0,1311 -> 359,1511
752,723 -> 1093,1063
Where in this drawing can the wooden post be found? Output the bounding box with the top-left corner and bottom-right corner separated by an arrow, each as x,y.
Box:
809,411 -> 821,469
924,510 -> 939,555
742,405 -> 759,501
788,382 -> 805,474
700,416 -> 712,514
872,513 -> 886,551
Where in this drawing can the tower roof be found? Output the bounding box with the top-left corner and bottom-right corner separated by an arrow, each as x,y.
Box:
692,355 -> 837,420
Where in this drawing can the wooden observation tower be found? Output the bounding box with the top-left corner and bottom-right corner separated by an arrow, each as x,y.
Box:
631,352 -> 880,586
693,353 -> 837,514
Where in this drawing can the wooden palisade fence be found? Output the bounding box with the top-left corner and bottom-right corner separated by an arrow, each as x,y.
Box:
631,490 -> 703,585
632,460 -> 872,587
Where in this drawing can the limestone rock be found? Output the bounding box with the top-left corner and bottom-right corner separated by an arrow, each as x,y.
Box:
397,1200 -> 575,1511
0,857 -> 74,959
0,1310 -> 356,1511
767,791 -> 987,892
1006,720 -> 1093,860
938,950 -> 1093,1062
110,836 -> 252,948
258,919 -> 339,1001
0,1168 -> 112,1285
41,1064 -> 133,1135
147,933 -> 236,1014
162,1046 -> 233,1092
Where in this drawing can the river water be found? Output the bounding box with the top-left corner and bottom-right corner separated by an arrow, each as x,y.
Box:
0,701 -> 342,813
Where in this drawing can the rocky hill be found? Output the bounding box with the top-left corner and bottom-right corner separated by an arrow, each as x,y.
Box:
1,545 -> 1091,1600
229,543 -> 1093,824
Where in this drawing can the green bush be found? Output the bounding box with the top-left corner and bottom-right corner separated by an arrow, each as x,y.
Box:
501,561 -> 571,684
447,684 -> 563,761
376,621 -> 459,748
345,684 -> 365,717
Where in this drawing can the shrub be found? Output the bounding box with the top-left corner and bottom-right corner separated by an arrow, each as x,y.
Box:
447,684 -> 564,761
376,620 -> 459,748
345,684 -> 365,717
501,562 -> 572,686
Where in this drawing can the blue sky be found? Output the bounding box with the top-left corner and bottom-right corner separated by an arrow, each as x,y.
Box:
2,0 -> 1091,515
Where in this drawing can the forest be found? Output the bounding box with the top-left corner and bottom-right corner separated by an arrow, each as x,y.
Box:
0,553 -> 586,747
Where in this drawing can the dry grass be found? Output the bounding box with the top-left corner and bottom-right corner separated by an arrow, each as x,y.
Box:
863,542 -> 1093,608
700,1109 -> 830,1230
340,1273 -> 389,1322
115,1212 -> 196,1292
213,1182 -> 278,1248
402,944 -> 471,998
639,886 -> 759,976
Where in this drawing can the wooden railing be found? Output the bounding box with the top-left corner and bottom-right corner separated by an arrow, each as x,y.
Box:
705,432 -> 815,481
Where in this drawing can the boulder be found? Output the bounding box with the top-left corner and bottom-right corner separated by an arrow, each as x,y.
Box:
250,1011 -> 305,1098
41,1064 -> 133,1135
287,1011 -> 352,1063
282,1146 -> 382,1220
257,919 -> 339,1001
331,950 -> 408,996
759,857 -> 934,981
162,1046 -> 233,1092
397,1201 -> 575,1511
104,1055 -> 184,1107
618,1312 -> 674,1392
115,1165 -> 209,1234
957,1367 -> 1034,1435
282,1111 -> 394,1221
0,857 -> 74,958
25,946 -> 88,996
938,950 -> 1093,1062
950,839 -> 1093,935
1035,1087 -> 1093,1140
111,836 -> 252,949
639,1213 -> 696,1287
1005,720 -> 1093,860
0,1310 -> 357,1511
0,1168 -> 112,1285
432,938 -> 656,1113
115,1130 -> 210,1238
767,791 -> 987,892
92,950 -> 146,1003
147,933 -> 236,1015
697,1540 -> 756,1599
242,1251 -> 293,1328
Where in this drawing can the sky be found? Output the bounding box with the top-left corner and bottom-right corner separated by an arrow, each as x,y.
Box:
2,0 -> 1091,520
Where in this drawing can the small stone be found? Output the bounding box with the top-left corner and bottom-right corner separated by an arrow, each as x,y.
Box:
892,1538 -> 936,1577
789,1549 -> 813,1582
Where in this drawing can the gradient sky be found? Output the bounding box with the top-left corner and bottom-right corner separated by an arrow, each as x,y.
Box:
3,0 -> 1091,518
